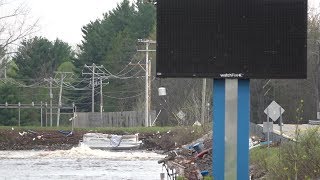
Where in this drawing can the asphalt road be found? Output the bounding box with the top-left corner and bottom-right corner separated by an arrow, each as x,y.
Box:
258,124 -> 320,139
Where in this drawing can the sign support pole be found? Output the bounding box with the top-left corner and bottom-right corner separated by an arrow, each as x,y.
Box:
213,79 -> 250,180
213,79 -> 225,180
237,79 -> 250,179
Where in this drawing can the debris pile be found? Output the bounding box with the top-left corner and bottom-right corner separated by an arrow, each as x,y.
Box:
158,132 -> 213,179
0,129 -> 80,150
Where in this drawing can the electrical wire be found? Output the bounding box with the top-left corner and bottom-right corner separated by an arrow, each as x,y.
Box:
103,92 -> 144,100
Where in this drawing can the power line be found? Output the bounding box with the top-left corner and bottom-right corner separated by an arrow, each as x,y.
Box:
82,63 -> 105,112
103,92 -> 144,100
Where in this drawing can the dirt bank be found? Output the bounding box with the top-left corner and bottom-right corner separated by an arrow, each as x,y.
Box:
0,128 -> 197,151
0,129 -> 86,150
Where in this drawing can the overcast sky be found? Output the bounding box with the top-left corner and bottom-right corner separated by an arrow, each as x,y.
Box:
26,0 -> 128,46
10,0 -> 320,47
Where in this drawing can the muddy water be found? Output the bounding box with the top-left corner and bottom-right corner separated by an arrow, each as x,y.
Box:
0,146 -> 165,180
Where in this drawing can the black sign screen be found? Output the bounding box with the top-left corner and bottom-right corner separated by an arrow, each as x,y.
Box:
156,0 -> 307,78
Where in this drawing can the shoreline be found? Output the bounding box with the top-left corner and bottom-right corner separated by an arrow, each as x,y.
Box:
0,129 -> 171,152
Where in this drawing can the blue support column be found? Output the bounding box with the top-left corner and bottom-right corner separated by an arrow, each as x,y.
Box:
213,79 -> 225,179
237,79 -> 250,180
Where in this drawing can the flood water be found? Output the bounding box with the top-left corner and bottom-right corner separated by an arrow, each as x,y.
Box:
0,146 -> 165,180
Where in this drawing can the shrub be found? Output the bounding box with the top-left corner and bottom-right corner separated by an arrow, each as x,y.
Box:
250,127 -> 320,179
269,127 -> 320,179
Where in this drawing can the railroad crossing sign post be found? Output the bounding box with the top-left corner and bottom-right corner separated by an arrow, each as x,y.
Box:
264,101 -> 285,147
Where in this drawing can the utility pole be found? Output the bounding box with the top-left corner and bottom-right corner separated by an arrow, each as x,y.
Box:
18,102 -> 20,126
40,101 -> 43,127
55,72 -> 73,127
72,103 -> 76,132
57,74 -> 64,127
100,77 -> 103,117
50,77 -> 53,126
138,39 -> 156,127
317,41 -> 320,116
99,77 -> 109,120
148,50 -> 152,126
92,65 -> 95,112
45,102 -> 48,127
83,63 -> 105,112
200,78 -> 207,125
44,77 -> 54,126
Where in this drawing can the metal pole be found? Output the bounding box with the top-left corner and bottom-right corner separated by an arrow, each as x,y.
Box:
225,79 -> 238,179
213,79 -> 225,180
237,79 -> 250,180
201,78 -> 207,125
49,77 -> 53,127
145,42 -> 149,127
92,64 -> 95,112
212,79 -> 250,180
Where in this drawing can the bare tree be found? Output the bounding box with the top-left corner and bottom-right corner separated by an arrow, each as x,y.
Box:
0,0 -> 38,77
0,0 -> 38,56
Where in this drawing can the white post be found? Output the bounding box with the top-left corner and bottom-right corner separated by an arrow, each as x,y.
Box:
100,77 -> 103,121
45,102 -> 48,127
40,101 -> 43,127
57,74 -> 64,127
137,39 -> 156,127
18,102 -> 21,126
145,42 -> 149,127
92,64 -> 95,113
201,78 -> 207,125
72,103 -> 75,132
49,77 -> 53,127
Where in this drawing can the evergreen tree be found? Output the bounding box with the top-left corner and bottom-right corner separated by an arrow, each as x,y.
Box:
13,37 -> 75,84
76,0 -> 156,112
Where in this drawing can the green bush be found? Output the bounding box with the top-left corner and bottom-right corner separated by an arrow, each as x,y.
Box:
251,127 -> 320,179
269,127 -> 320,179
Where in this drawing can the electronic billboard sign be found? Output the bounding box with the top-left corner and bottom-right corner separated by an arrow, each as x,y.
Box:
156,0 -> 307,79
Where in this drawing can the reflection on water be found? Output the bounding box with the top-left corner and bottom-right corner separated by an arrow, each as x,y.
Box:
0,146 -> 165,180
